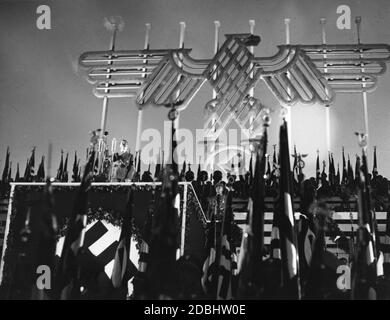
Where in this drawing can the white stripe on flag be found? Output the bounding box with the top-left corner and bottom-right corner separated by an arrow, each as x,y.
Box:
286,238 -> 298,278
284,192 -> 294,226
363,224 -> 375,265
237,230 -> 248,273
377,251 -> 384,277
130,239 -> 140,267
366,242 -> 375,265
140,240 -> 149,254
364,223 -> 372,234
174,193 -> 180,214
273,248 -> 282,259
79,215 -> 88,247
271,226 -> 281,259
56,236 -> 64,256
247,198 -> 253,217
271,226 -> 280,240
70,214 -> 88,253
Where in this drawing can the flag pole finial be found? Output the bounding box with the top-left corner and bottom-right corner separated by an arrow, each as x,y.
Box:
280,106 -> 288,121
261,108 -> 271,127
355,16 -> 362,44
355,132 -> 368,149
104,16 -> 125,33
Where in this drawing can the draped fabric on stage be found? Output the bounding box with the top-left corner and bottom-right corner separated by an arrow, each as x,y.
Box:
0,182 -> 207,299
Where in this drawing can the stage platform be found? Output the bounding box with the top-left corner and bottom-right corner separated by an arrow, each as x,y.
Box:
0,182 -> 208,287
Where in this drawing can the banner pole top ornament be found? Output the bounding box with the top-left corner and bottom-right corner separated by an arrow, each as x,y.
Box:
104,16 -> 125,32
165,100 -> 183,121
355,16 -> 362,45
355,132 -> 368,150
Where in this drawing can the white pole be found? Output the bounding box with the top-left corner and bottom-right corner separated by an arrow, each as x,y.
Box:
356,17 -> 370,149
46,142 -> 52,180
249,19 -> 255,92
213,21 -> 220,100
100,25 -> 119,141
321,18 -> 331,153
284,18 -> 293,150
170,22 -> 186,167
180,183 -> 188,256
99,23 -> 119,173
362,92 -> 369,143
135,23 -> 151,154
249,19 -> 255,135
325,108 -> 331,151
179,21 -> 186,49
135,109 -> 143,152
177,23 -> 186,255
208,20 -> 220,172
100,98 -> 109,142
144,23 -> 151,50
175,22 -> 186,129
0,184 -> 15,284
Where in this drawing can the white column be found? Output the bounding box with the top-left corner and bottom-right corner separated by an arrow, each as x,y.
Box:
135,23 -> 151,154
208,20 -> 221,172
284,18 -> 293,150
100,27 -> 118,142
174,22 -> 186,130
321,18 -> 331,152
356,17 -> 370,150
249,19 -> 255,135
180,183 -> 188,257
213,21 -> 220,100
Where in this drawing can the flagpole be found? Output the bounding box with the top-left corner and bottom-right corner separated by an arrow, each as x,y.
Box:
320,18 -> 331,153
99,16 -> 124,172
174,22 -> 186,129
284,18 -> 293,152
213,21 -> 220,101
208,20 -> 220,172
167,22 -> 186,169
135,23 -> 151,156
355,17 -> 370,150
180,183 -> 188,256
249,19 -> 255,135
100,20 -> 120,139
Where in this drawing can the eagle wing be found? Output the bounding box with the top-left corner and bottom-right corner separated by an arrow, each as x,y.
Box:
136,50 -> 208,109
79,49 -> 170,98
255,43 -> 390,105
79,49 -> 208,110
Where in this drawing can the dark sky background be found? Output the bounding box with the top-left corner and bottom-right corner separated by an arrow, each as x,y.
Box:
1,0 -> 390,178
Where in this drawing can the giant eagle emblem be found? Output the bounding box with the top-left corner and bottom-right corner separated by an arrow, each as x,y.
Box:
79,33 -> 390,137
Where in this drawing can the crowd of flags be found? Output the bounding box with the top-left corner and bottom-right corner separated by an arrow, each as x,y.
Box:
1,120 -> 390,299
0,145 -> 180,188
0,136 -> 385,202
200,120 -> 390,299
0,148 -> 82,190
